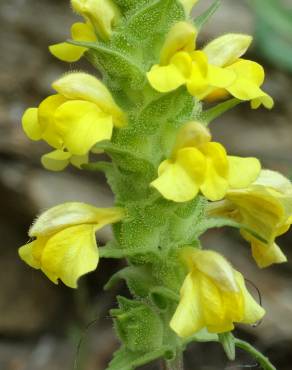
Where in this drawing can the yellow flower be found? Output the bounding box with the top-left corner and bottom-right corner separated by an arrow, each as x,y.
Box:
71,0 -> 121,41
147,23 -> 234,97
18,203 -> 124,288
151,122 -> 261,202
208,170 -> 292,268
22,72 -> 126,171
147,26 -> 273,109
49,22 -> 97,63
179,0 -> 199,15
203,34 -> 274,109
170,248 -> 265,337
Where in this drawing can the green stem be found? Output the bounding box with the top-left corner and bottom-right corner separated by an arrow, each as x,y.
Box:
234,339 -> 276,370
164,351 -> 184,370
200,98 -> 241,125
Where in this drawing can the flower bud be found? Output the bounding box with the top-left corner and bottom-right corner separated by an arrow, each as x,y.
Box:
172,121 -> 211,154
204,34 -> 252,67
71,0 -> 121,40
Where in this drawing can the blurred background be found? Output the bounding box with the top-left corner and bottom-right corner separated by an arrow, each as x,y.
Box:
0,0 -> 291,369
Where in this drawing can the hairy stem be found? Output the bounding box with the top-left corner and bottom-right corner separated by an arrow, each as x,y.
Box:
164,351 -> 184,370
234,339 -> 276,370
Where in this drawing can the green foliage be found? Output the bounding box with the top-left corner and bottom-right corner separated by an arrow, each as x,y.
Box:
112,297 -> 164,352
106,345 -> 171,370
104,265 -> 155,297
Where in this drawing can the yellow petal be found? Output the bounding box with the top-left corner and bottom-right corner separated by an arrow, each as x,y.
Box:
71,22 -> 96,42
199,274 -> 228,332
250,239 -> 287,268
151,161 -> 199,203
188,249 -> 239,292
207,65 -> 235,88
204,88 -> 230,103
255,169 -> 292,193
222,290 -> 244,323
251,95 -> 274,110
71,0 -> 120,41
147,64 -> 187,93
54,100 -> 113,156
19,241 -> 41,269
70,153 -> 89,168
204,34 -> 252,67
49,42 -> 87,63
38,94 -> 67,148
186,52 -> 209,96
228,59 -> 265,85
41,224 -> 99,288
170,52 -> 193,79
227,79 -> 269,102
52,72 -> 126,127
225,59 -> 272,105
29,202 -> 124,237
200,162 -> 229,201
235,271 -> 265,324
151,147 -> 206,202
41,150 -> 71,172
22,108 -> 42,141
187,66 -> 208,96
200,142 -> 229,201
41,267 -> 59,285
49,22 -> 96,62
228,156 -> 261,189
160,22 -> 197,65
170,271 -> 204,337
190,51 -> 208,76
228,189 -> 285,244
202,142 -> 229,177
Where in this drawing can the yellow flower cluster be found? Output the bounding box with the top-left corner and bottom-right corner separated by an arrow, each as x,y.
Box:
147,22 -> 274,109
22,72 -> 126,171
151,121 -> 261,202
19,203 -> 124,288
